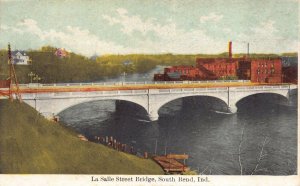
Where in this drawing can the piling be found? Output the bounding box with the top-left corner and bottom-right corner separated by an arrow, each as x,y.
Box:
113,139 -> 117,149
130,146 -> 134,154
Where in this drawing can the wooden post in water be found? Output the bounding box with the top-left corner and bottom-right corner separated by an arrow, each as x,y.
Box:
154,139 -> 158,155
117,142 -> 122,151
130,146 -> 134,154
113,139 -> 117,149
164,141 -> 167,155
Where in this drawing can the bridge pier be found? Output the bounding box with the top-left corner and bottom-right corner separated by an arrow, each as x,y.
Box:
228,105 -> 238,113
148,111 -> 159,121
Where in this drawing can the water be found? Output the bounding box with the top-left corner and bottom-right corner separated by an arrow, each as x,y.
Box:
58,66 -> 297,175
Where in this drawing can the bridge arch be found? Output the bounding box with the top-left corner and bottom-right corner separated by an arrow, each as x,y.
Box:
229,91 -> 290,114
235,92 -> 289,108
57,99 -> 149,117
158,95 -> 229,113
24,95 -> 149,119
148,93 -> 229,121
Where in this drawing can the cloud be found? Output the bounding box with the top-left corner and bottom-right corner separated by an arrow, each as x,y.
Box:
101,8 -> 226,53
2,15 -> 297,55
0,24 -> 9,30
235,20 -> 297,53
3,19 -> 133,56
200,13 -> 223,23
17,19 -> 44,38
0,23 -> 23,33
251,20 -> 278,36
102,8 -> 178,37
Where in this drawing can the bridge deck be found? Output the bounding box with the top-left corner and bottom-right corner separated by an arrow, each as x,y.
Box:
0,82 -> 292,94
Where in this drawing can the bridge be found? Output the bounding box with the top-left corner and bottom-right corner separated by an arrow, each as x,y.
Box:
1,80 -> 297,121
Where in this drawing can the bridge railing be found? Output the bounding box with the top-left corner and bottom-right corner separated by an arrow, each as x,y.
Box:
234,85 -> 290,90
18,80 -> 251,88
20,84 -> 295,99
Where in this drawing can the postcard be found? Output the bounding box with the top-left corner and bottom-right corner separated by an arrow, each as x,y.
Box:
0,0 -> 298,185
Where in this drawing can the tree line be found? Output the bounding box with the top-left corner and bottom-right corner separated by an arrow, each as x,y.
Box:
0,46 -> 297,83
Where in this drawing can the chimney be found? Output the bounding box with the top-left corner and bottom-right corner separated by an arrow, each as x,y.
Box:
247,43 -> 250,58
228,41 -> 232,59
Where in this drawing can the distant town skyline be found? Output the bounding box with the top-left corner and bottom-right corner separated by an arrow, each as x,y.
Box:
0,0 -> 298,56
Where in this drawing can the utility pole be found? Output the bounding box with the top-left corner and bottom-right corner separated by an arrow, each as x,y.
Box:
8,43 -> 22,102
28,72 -> 35,83
33,74 -> 41,83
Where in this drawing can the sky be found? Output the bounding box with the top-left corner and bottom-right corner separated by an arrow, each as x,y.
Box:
0,0 -> 298,56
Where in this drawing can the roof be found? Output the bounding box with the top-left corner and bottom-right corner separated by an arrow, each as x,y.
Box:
11,50 -> 28,56
166,65 -> 197,69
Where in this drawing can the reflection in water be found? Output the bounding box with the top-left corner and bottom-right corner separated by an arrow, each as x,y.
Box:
59,93 -> 297,175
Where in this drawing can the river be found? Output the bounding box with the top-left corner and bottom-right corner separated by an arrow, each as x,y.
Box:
58,66 -> 297,175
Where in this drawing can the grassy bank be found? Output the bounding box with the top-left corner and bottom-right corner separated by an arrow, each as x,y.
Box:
0,100 -> 164,174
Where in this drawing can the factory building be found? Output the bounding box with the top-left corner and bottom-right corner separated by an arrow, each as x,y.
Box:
154,66 -> 201,81
154,41 -> 283,83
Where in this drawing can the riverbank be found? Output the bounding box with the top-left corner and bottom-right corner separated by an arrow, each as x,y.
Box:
0,100 -> 164,174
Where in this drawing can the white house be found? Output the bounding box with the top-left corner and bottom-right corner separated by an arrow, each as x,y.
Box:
11,51 -> 32,65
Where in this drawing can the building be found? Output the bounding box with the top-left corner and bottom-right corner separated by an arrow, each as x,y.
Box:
196,58 -> 238,79
237,58 -> 282,83
55,48 -> 69,58
11,51 -> 32,65
196,41 -> 239,80
196,41 -> 282,83
154,41 -> 283,83
250,59 -> 282,83
154,66 -> 201,81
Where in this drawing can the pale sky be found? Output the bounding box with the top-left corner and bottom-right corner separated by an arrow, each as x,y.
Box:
0,0 -> 298,56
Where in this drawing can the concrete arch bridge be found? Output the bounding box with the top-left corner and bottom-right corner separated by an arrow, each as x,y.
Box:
19,84 -> 297,121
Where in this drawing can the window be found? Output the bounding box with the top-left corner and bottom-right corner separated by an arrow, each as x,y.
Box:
271,68 -> 275,74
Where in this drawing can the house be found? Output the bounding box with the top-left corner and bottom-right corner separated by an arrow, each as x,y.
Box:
11,51 -> 32,65
55,48 -> 69,58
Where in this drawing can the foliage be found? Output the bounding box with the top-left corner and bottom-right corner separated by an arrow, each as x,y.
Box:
0,47 -> 296,83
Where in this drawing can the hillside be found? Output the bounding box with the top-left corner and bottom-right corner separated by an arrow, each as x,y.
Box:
0,100 -> 164,174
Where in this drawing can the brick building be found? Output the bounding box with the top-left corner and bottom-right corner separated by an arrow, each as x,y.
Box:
196,58 -> 238,79
237,58 -> 282,83
154,66 -> 201,80
154,41 -> 283,83
196,41 -> 282,83
249,59 -> 282,83
196,41 -> 240,80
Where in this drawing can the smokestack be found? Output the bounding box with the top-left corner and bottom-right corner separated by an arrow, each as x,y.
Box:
247,43 -> 250,58
228,41 -> 232,59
